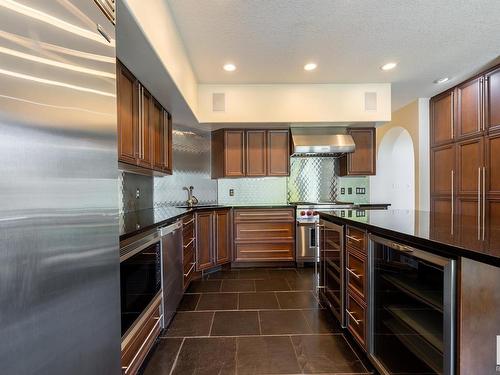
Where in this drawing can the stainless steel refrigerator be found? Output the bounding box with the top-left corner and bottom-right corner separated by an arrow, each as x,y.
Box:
0,1 -> 120,374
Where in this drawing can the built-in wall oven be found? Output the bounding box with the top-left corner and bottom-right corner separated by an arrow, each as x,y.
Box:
317,219 -> 346,327
368,235 -> 456,375
120,230 -> 162,337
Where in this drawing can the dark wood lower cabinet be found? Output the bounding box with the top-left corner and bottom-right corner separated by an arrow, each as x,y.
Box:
195,209 -> 232,271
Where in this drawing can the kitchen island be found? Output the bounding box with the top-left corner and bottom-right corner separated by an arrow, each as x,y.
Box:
318,208 -> 500,375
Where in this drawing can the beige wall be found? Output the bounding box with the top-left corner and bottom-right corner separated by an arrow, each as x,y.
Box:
375,100 -> 422,209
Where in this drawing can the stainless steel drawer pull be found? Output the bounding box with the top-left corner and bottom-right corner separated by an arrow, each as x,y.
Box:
123,317 -> 161,374
240,229 -> 287,232
184,238 -> 195,248
347,310 -> 362,325
346,235 -> 362,242
184,263 -> 195,277
347,268 -> 362,279
183,218 -> 195,226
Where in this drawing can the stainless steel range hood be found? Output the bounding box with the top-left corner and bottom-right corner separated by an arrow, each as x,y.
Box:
291,127 -> 356,157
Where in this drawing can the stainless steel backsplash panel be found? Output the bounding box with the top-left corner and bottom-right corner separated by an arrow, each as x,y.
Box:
287,157 -> 339,203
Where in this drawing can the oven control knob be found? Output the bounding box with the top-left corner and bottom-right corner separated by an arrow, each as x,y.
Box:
300,211 -> 306,216
313,211 -> 318,215
306,211 -> 312,216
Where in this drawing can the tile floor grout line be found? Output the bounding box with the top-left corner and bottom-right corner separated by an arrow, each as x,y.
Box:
194,293 -> 202,311
168,337 -> 185,375
163,333 -> 341,339
288,334 -> 303,374
341,334 -> 372,374
257,311 -> 262,335
208,311 -> 216,336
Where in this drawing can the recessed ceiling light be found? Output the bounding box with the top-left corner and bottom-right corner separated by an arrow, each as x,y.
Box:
304,63 -> 317,71
223,63 -> 236,72
381,62 -> 397,71
434,77 -> 449,84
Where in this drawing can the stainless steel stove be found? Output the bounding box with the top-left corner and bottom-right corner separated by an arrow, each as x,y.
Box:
294,201 -> 354,264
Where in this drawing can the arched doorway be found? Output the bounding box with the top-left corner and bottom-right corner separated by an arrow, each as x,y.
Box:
371,127 -> 415,210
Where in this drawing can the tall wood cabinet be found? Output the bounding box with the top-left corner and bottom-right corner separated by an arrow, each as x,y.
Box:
430,63 -> 500,244
195,209 -> 232,271
339,128 -> 376,176
117,60 -> 172,175
212,129 -> 290,178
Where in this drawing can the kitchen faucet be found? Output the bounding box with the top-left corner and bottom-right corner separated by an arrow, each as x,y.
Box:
183,186 -> 199,207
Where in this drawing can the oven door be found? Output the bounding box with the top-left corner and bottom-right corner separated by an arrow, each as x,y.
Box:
120,237 -> 162,337
296,221 -> 317,262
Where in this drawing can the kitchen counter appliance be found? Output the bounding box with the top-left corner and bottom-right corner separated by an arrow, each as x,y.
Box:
160,220 -> 183,328
368,235 -> 456,375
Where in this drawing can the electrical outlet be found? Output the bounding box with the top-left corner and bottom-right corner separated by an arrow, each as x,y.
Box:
229,189 -> 234,197
135,188 -> 140,199
356,210 -> 366,217
348,187 -> 352,195
355,187 -> 366,195
340,187 -> 345,194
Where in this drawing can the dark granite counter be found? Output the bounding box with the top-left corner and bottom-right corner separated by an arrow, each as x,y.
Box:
319,209 -> 500,267
119,204 -> 296,241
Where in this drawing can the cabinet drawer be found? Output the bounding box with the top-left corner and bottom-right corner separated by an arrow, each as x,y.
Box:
183,214 -> 195,225
346,248 -> 367,300
121,294 -> 162,375
234,209 -> 294,222
183,234 -> 195,250
346,226 -> 366,254
183,247 -> 194,270
235,242 -> 294,261
346,292 -> 367,350
235,222 -> 294,241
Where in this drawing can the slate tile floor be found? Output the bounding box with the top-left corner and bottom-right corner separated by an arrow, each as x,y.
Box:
142,267 -> 372,375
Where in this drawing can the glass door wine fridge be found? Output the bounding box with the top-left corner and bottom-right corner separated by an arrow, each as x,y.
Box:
318,219 -> 346,327
368,235 -> 456,375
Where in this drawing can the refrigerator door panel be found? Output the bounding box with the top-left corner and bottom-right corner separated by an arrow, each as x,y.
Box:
0,1 -> 119,374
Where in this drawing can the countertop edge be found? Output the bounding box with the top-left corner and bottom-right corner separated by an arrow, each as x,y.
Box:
318,212 -> 500,267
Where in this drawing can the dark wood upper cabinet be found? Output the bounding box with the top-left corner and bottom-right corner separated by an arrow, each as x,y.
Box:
267,130 -> 290,176
225,130 -> 246,177
212,129 -> 290,178
214,209 -> 231,265
456,137 -> 483,196
195,211 -> 214,271
117,60 -> 172,175
117,62 -> 137,165
485,66 -> 500,134
246,130 -> 267,176
430,90 -> 455,147
456,77 -> 483,139
431,144 -> 455,195
339,128 -> 376,176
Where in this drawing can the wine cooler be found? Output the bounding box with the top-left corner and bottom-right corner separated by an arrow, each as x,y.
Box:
368,235 -> 456,375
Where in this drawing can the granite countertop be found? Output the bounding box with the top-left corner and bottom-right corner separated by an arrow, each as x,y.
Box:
318,209 -> 500,267
119,204 -> 296,241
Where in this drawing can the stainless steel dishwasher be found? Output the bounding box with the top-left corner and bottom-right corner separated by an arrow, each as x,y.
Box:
159,220 -> 183,328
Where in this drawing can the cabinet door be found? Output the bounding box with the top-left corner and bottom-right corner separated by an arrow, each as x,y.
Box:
486,133 -> 500,195
430,197 -> 455,240
246,130 -> 267,176
215,210 -> 231,265
456,138 -> 483,196
267,130 -> 290,176
224,130 -> 245,177
137,86 -> 153,168
163,110 -> 173,173
152,99 -> 164,172
431,90 -> 455,147
485,198 -> 500,246
195,211 -> 214,271
485,66 -> 500,133
431,144 -> 455,195
117,62 -> 138,165
456,77 -> 483,139
339,128 -> 376,176
456,197 -> 482,249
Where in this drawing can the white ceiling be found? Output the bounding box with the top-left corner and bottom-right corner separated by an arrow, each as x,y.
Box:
165,0 -> 500,110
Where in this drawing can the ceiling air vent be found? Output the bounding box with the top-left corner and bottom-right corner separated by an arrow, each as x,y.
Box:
364,92 -> 377,111
212,93 -> 225,112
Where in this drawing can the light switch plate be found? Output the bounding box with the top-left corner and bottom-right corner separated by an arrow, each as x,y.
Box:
229,189 -> 234,197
